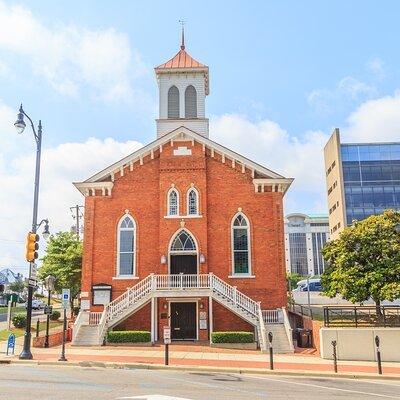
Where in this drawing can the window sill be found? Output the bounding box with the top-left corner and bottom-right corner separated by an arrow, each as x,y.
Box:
112,276 -> 140,280
228,275 -> 256,279
164,215 -> 203,219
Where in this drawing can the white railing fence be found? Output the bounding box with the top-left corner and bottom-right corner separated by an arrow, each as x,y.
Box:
262,309 -> 284,324
77,273 -> 285,350
281,307 -> 294,351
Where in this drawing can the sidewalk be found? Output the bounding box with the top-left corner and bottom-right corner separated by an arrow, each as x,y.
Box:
2,339 -> 400,378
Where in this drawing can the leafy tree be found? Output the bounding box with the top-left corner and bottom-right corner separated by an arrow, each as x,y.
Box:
38,231 -> 82,308
286,272 -> 303,291
8,280 -> 25,295
322,210 -> 400,314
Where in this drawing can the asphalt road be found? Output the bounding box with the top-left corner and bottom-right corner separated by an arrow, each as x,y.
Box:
0,309 -> 43,323
0,364 -> 400,399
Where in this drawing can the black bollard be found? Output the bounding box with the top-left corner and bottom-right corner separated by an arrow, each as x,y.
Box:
268,331 -> 274,370
331,340 -> 338,373
58,308 -> 67,362
36,319 -> 40,338
375,335 -> 382,375
165,343 -> 169,365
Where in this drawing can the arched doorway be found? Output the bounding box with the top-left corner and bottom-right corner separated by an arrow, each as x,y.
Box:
169,229 -> 198,274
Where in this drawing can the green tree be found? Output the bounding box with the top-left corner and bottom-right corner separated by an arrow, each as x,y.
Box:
286,272 -> 302,292
8,280 -> 25,295
322,210 -> 400,314
38,231 -> 82,308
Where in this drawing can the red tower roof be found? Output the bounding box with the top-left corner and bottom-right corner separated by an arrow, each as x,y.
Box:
155,48 -> 207,70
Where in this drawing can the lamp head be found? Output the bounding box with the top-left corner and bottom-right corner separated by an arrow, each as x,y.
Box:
42,220 -> 50,241
14,104 -> 26,134
45,275 -> 56,291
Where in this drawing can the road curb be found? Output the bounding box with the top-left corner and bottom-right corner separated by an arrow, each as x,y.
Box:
2,358 -> 400,380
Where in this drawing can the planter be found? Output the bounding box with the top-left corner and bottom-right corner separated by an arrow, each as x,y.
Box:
106,342 -> 153,347
210,342 -> 257,350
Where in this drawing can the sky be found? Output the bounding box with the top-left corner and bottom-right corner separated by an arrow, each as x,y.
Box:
1,0 -> 400,275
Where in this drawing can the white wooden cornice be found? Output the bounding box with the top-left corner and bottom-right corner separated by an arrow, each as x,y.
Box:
253,178 -> 293,195
73,182 -> 114,197
74,126 -> 293,197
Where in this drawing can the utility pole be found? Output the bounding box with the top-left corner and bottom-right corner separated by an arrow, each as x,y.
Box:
70,205 -> 84,239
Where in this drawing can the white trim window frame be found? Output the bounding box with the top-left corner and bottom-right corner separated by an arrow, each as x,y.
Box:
116,214 -> 136,277
231,212 -> 252,276
167,188 -> 179,216
187,187 -> 199,216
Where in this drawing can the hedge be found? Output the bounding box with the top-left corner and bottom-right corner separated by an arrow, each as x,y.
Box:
107,331 -> 151,343
50,310 -> 61,321
211,331 -> 254,343
12,313 -> 27,329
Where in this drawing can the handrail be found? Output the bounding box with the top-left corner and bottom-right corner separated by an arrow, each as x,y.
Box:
83,273 -> 283,349
281,307 -> 294,351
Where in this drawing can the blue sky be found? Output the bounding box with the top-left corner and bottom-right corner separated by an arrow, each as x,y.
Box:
1,0 -> 400,274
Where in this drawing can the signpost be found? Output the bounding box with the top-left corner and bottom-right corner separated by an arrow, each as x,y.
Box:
59,288 -> 70,362
164,326 -> 171,365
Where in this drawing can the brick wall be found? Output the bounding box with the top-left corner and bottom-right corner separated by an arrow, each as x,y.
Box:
80,138 -> 287,333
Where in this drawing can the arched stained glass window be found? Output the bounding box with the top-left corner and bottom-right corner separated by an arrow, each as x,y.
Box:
187,189 -> 198,215
232,213 -> 250,274
168,86 -> 180,118
185,85 -> 197,118
168,189 -> 179,216
171,230 -> 196,252
117,215 -> 136,276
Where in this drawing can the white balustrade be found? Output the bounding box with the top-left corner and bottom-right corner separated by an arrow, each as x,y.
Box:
262,309 -> 283,324
89,312 -> 103,326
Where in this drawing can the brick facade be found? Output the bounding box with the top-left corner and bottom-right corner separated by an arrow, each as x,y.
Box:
79,137 -> 288,341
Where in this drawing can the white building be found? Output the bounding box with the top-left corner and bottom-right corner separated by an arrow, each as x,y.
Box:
284,214 -> 330,276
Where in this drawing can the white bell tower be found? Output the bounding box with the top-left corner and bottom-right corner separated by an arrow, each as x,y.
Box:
154,29 -> 209,138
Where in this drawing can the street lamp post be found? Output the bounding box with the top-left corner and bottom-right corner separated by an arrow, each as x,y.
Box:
44,275 -> 56,348
14,104 -> 47,360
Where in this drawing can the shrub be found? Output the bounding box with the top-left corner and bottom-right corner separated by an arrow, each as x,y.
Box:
12,313 -> 27,329
50,310 -> 61,321
107,331 -> 151,343
211,331 -> 254,344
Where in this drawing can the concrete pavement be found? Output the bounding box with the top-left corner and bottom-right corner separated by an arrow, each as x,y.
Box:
1,364 -> 400,399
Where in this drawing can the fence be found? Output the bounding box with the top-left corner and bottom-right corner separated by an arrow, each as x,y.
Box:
288,302 -> 313,319
323,306 -> 400,327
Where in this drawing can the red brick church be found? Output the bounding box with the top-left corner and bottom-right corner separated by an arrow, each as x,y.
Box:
72,35 -> 294,351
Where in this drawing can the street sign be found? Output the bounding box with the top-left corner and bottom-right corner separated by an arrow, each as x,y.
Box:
163,326 -> 171,344
28,278 -> 37,287
61,288 -> 70,309
6,333 -> 15,355
44,305 -> 53,315
29,262 -> 37,280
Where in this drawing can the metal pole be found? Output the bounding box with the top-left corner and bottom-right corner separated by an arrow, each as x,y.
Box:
165,343 -> 169,365
44,289 -> 51,348
20,119 -> 42,360
58,308 -> 67,362
307,276 -> 311,311
35,319 -> 39,338
375,335 -> 382,375
332,340 -> 338,373
75,205 -> 80,239
268,331 -> 274,370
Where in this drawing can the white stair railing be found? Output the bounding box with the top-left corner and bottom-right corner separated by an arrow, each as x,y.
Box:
80,273 -> 271,349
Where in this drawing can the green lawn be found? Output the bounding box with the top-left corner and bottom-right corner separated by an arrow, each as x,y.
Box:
0,320 -> 63,341
0,306 -> 25,314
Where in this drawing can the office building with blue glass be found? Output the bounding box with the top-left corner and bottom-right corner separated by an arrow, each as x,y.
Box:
324,129 -> 400,239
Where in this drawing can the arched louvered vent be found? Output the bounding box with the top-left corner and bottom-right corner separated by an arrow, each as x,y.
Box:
185,85 -> 197,118
168,86 -> 180,118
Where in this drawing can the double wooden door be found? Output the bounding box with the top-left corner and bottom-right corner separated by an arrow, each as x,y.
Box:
170,302 -> 197,340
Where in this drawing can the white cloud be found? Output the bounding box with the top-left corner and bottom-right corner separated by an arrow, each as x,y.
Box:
366,57 -> 386,80
0,1 -> 146,102
307,75 -> 376,114
210,114 -> 329,213
343,91 -> 400,142
0,127 -> 142,273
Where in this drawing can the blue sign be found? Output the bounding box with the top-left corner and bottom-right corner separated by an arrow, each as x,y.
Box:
6,333 -> 15,355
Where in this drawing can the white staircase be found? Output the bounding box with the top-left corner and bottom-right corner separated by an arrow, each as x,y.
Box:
72,273 -> 293,352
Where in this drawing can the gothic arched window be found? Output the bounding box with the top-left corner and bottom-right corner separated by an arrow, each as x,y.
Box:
117,215 -> 136,276
231,213 -> 251,275
185,85 -> 197,118
168,188 -> 179,216
171,230 -> 196,252
168,85 -> 180,118
187,188 -> 198,215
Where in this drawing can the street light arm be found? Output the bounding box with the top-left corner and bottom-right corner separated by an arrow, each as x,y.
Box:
36,218 -> 49,229
21,109 -> 40,143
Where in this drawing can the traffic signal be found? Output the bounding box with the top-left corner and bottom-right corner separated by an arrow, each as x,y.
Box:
26,232 -> 39,262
